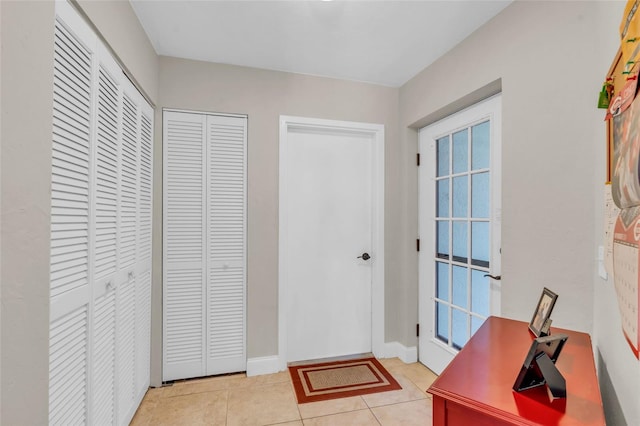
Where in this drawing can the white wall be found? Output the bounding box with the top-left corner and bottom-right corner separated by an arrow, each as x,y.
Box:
0,2 -> 55,424
75,0 -> 159,104
400,1 -> 637,423
156,58 -> 403,376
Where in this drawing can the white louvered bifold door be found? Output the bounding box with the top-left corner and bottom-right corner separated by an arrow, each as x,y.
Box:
90,42 -> 121,426
206,115 -> 247,375
163,111 -> 247,381
163,112 -> 207,381
50,2 -> 153,425
136,109 -> 154,399
49,6 -> 94,424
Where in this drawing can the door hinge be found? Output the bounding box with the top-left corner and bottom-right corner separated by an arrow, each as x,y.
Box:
416,323 -> 420,337
417,153 -> 420,166
416,239 -> 420,252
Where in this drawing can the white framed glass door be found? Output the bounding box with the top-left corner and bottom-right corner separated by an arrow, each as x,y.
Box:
418,95 -> 502,374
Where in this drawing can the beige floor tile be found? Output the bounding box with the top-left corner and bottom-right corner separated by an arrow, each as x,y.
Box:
302,409 -> 380,426
227,381 -> 301,426
395,363 -> 438,394
361,375 -> 427,408
149,390 -> 228,426
247,371 -> 292,386
298,396 -> 368,419
166,374 -> 250,397
265,421 -> 304,426
129,399 -> 158,426
143,385 -> 169,402
378,357 -> 405,369
371,399 -> 433,426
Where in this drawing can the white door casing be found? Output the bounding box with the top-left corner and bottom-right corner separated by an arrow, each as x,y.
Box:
418,95 -> 502,375
278,116 -> 384,368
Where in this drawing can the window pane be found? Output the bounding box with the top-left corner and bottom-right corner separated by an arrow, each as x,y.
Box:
472,121 -> 489,170
436,302 -> 449,343
437,136 -> 450,177
452,265 -> 468,309
452,222 -> 467,262
452,130 -> 468,174
436,262 -> 449,302
471,316 -> 485,335
472,172 -> 489,218
471,222 -> 489,267
437,220 -> 449,259
437,179 -> 449,217
452,176 -> 467,217
471,269 -> 489,316
452,309 -> 468,349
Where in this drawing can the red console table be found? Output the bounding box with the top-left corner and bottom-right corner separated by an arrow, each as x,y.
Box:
427,316 -> 605,426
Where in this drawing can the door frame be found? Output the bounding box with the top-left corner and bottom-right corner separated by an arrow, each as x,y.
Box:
278,115 -> 385,369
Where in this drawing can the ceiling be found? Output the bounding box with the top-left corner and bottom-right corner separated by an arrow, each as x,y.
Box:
130,0 -> 512,87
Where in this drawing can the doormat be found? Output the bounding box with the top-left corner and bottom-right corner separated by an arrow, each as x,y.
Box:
288,357 -> 402,404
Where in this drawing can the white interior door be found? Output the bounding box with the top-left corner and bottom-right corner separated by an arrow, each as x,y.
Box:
418,95 -> 502,375
282,124 -> 375,363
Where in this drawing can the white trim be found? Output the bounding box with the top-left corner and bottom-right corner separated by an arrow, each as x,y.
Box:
278,115 -> 385,370
382,342 -> 418,364
246,356 -> 281,377
162,107 -> 247,120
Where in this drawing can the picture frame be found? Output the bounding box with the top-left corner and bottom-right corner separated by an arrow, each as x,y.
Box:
529,287 -> 558,337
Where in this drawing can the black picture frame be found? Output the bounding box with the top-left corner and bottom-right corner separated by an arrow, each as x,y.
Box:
529,287 -> 558,337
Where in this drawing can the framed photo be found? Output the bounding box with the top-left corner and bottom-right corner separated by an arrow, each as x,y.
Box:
529,288 -> 558,337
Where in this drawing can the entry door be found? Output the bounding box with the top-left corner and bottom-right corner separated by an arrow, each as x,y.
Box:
418,95 -> 502,374
281,121 -> 377,363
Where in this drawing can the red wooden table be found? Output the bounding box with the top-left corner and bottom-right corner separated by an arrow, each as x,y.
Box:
427,316 -> 605,425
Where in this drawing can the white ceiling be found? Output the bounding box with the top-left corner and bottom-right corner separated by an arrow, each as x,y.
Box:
130,0 -> 511,87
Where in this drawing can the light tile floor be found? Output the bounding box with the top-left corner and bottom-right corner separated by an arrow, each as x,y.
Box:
130,358 -> 437,426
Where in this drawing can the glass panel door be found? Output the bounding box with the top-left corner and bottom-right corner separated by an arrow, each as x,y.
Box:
418,95 -> 501,374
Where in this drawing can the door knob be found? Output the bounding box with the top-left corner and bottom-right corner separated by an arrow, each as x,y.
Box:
357,253 -> 371,261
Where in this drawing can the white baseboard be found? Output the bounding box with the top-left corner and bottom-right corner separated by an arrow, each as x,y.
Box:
246,356 -> 281,377
382,342 -> 418,364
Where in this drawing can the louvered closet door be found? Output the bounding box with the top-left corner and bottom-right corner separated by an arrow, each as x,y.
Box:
163,111 -> 207,381
51,2 -> 154,425
136,110 -> 154,397
163,111 -> 247,381
49,7 -> 94,424
116,89 -> 140,425
91,45 -> 121,426
206,115 -> 247,375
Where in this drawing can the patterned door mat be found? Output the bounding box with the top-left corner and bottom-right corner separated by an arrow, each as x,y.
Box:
288,357 -> 402,404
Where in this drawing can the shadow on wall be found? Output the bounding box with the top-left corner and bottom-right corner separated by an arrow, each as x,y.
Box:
597,349 -> 627,426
